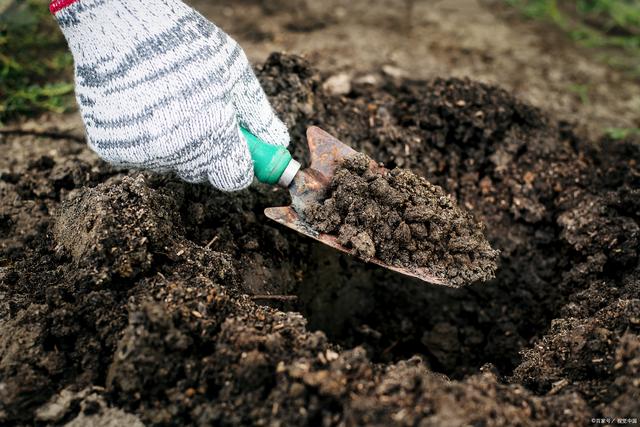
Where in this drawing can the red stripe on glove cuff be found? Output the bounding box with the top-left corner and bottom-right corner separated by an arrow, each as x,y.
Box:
50,0 -> 80,14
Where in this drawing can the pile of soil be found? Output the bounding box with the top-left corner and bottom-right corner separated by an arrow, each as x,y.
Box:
0,53 -> 638,426
303,153 -> 499,286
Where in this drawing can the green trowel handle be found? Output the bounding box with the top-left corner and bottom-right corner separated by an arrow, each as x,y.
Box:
241,127 -> 294,186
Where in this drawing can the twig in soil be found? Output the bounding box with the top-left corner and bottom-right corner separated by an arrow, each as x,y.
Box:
250,295 -> 298,302
382,341 -> 400,356
0,127 -> 85,143
204,235 -> 219,249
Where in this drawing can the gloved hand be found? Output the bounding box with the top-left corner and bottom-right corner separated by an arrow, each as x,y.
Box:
50,0 -> 290,191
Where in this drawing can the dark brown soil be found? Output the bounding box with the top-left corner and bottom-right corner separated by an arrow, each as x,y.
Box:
1,53 -> 638,426
303,153 -> 499,286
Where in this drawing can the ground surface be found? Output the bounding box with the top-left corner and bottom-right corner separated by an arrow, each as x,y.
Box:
193,0 -> 640,139
1,1 -> 639,426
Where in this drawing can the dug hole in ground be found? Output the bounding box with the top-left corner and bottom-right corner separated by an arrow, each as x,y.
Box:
1,0 -> 639,425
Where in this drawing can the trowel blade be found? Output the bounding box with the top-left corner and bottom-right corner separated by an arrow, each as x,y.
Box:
263,126 -> 453,287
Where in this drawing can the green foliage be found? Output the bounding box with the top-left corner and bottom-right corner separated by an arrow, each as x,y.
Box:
605,127 -> 640,139
567,83 -> 591,104
506,0 -> 640,75
576,0 -> 640,33
506,0 -> 563,21
0,0 -> 74,123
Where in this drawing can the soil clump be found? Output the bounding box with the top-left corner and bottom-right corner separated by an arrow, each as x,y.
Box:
304,153 -> 499,286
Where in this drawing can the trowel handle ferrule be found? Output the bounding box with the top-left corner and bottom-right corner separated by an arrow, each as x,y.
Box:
241,127 -> 301,187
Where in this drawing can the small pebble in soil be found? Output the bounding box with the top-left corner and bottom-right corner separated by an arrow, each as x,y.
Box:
303,153 -> 499,286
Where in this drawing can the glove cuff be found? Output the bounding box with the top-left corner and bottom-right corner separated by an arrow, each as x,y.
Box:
50,0 -> 79,14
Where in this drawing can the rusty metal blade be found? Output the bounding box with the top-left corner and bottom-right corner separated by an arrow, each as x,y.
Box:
307,126 -> 358,176
289,165 -> 329,212
263,126 -> 454,287
264,204 -> 450,287
306,126 -> 383,176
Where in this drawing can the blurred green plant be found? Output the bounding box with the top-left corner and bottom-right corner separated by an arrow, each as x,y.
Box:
0,0 -> 74,124
605,126 -> 640,139
567,83 -> 591,104
506,0 -> 640,76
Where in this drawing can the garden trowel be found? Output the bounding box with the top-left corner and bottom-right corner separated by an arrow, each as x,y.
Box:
242,126 -> 450,287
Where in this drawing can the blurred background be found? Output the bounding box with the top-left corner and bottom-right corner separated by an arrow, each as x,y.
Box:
1,0 -> 639,139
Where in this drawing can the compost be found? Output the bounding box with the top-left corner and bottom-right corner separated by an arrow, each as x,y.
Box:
303,153 -> 499,286
0,53 -> 638,426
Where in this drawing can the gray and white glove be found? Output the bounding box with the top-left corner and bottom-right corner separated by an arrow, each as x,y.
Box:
51,0 -> 290,191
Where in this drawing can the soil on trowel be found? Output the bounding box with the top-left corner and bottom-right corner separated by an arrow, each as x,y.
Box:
1,53 -> 638,426
304,153 -> 499,286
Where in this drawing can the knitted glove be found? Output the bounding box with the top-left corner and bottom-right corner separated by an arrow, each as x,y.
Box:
50,0 -> 290,191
